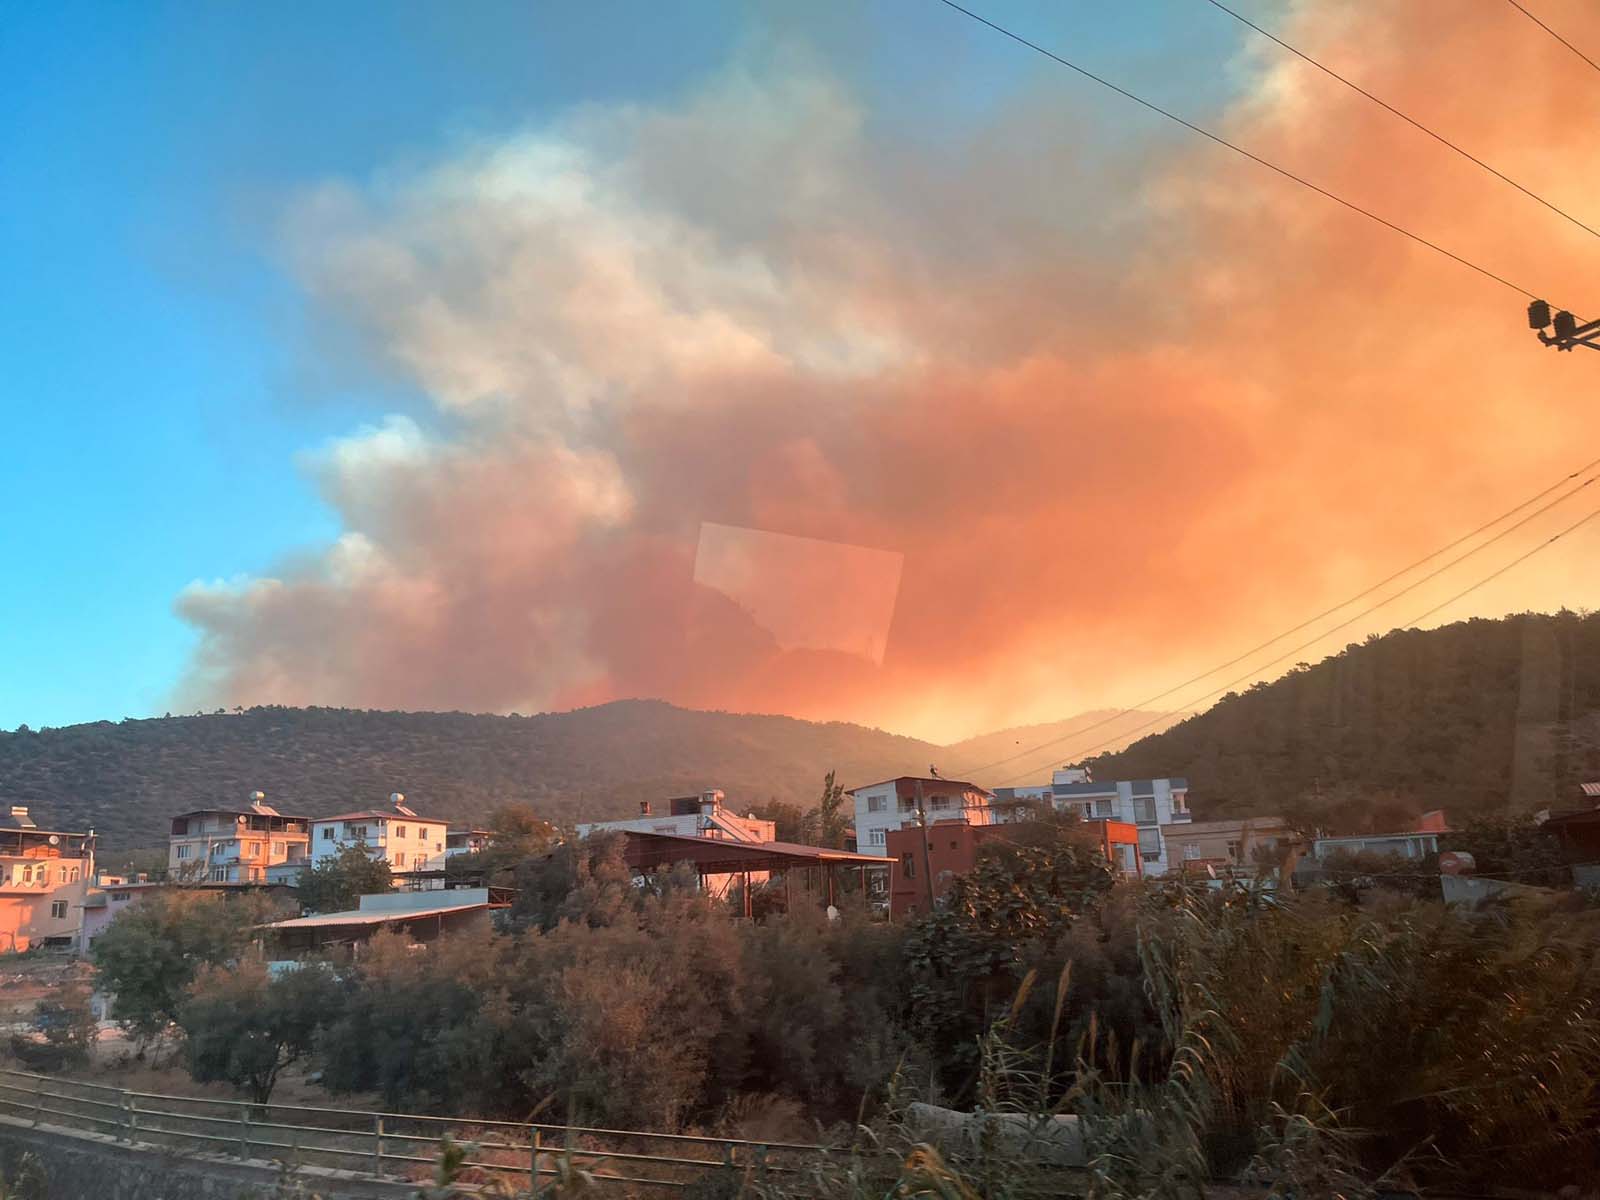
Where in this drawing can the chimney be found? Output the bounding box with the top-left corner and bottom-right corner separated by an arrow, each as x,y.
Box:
9,807 -> 33,829
640,800 -> 652,817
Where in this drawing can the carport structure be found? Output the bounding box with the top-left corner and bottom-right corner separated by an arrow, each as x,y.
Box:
614,830 -> 889,917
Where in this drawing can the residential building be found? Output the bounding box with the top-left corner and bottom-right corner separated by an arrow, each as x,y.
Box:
575,790 -> 775,844
1168,815 -> 1294,875
445,829 -> 492,858
0,807 -> 94,953
168,793 -> 309,884
309,793 -> 448,873
848,777 -> 995,855
885,817 -> 1141,918
1309,810 -> 1448,862
993,772 -> 1191,874
78,876 -> 165,950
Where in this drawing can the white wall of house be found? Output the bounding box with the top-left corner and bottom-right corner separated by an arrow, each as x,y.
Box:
309,816 -> 447,872
850,780 -> 995,857
1042,773 -> 1191,875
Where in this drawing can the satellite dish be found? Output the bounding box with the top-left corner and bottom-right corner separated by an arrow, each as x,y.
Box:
47,835 -> 59,846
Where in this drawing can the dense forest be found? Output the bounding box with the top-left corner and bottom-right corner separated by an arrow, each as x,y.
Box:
0,703 -> 1173,852
1095,610 -> 1600,830
5,611 -> 1599,849
0,701 -> 937,850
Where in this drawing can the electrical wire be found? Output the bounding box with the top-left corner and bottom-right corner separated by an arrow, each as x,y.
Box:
959,453 -> 1600,780
1203,0 -> 1600,243
934,0 -> 1546,300
1506,0 -> 1600,77
990,489 -> 1600,787
1401,499 -> 1600,628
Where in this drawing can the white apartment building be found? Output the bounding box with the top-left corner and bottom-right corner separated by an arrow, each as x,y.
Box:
575,790 -> 774,843
309,794 -> 447,873
991,770 -> 1192,874
848,776 -> 995,856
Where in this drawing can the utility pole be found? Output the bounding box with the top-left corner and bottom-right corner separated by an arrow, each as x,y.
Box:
915,779 -> 936,914
1528,300 -> 1600,351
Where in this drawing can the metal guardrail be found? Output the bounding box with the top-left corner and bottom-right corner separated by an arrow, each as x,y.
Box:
0,1068 -> 821,1193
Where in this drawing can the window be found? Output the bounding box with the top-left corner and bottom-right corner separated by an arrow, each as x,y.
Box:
1094,799 -> 1115,818
898,795 -> 915,812
321,827 -> 334,840
1226,839 -> 1242,862
929,794 -> 949,810
49,901 -> 67,920
210,867 -> 227,882
417,827 -> 428,840
949,840 -> 958,850
866,795 -> 886,813
69,868 -> 78,882
868,829 -> 886,846
1183,843 -> 1200,861
1137,828 -> 1162,863
247,842 -> 261,858
57,867 -> 67,883
348,824 -> 368,841
900,852 -> 915,878
1132,796 -> 1156,824
111,891 -> 131,902
177,844 -> 193,860
395,824 -> 407,839
1172,791 -> 1188,813
271,841 -> 284,856
394,853 -> 406,868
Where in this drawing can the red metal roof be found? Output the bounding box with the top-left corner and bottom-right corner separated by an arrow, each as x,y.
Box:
616,830 -> 888,875
846,776 -> 992,799
313,810 -> 446,825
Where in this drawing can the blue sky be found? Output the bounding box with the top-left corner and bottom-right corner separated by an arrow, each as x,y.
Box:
0,1 -> 1255,731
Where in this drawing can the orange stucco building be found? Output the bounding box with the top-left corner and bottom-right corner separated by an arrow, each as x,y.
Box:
0,807 -> 94,953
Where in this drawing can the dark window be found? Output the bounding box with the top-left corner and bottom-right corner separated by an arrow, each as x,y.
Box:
900,852 -> 915,878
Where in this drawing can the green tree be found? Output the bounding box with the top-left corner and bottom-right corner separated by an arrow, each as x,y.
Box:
296,843 -> 392,914
444,802 -> 556,880
32,982 -> 96,1068
92,890 -> 266,1047
180,959 -> 342,1104
903,823 -> 1117,1090
801,770 -> 851,849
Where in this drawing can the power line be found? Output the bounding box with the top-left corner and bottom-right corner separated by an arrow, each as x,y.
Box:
933,0 -> 1542,299
961,453 -> 1600,780
1402,500 -> 1600,628
991,482 -> 1600,787
1204,0 -> 1600,243
1506,0 -> 1600,77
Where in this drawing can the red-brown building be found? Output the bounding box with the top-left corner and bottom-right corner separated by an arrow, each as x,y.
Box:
885,818 -> 1141,918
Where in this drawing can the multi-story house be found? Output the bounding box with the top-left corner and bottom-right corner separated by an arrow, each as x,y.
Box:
1169,816 -> 1293,875
309,794 -> 447,873
78,876 -> 165,951
168,793 -> 310,884
992,771 -> 1191,874
848,776 -> 995,856
0,807 -> 94,952
444,829 -> 492,859
575,790 -> 774,843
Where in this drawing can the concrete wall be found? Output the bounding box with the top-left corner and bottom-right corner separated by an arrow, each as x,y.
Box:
0,1115 -> 416,1199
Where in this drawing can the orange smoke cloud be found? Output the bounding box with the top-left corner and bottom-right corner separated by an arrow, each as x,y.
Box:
176,6 -> 1600,742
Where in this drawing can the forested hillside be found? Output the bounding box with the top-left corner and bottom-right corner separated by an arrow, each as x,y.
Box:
1094,611 -> 1600,830
0,701 -> 937,850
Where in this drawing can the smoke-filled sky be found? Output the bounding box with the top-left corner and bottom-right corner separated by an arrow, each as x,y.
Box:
6,1 -> 1600,744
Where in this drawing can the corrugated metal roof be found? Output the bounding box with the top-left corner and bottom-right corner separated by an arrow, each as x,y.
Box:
312,810 -> 447,825
263,901 -> 488,930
